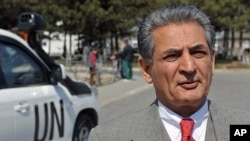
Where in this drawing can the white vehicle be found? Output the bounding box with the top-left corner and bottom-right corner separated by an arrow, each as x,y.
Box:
0,12 -> 99,141
41,32 -> 79,59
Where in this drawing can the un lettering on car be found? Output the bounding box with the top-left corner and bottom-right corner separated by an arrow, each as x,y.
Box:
34,99 -> 64,141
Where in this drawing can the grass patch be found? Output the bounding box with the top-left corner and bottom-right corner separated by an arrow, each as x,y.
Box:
215,59 -> 250,69
215,59 -> 231,69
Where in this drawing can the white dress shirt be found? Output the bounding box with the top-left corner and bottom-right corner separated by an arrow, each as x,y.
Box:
158,100 -> 209,141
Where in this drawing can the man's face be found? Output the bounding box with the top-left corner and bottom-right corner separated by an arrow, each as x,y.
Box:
139,22 -> 215,115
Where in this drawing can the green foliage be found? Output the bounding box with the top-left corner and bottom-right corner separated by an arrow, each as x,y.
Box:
0,0 -> 250,46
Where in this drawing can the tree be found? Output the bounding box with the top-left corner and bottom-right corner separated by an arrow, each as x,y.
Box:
200,0 -> 249,60
1,0 -> 250,61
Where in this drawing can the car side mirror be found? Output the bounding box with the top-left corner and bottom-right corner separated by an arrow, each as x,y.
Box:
51,64 -> 66,84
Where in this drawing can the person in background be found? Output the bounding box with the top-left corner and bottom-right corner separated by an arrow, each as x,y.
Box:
110,39 -> 134,80
89,4 -> 250,141
87,47 -> 98,86
117,56 -> 126,78
82,43 -> 90,67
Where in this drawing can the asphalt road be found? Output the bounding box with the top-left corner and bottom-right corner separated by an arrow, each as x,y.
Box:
209,70 -> 250,111
99,70 -> 250,124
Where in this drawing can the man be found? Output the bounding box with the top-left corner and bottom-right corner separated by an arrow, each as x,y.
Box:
110,39 -> 134,80
87,47 -> 98,86
89,4 -> 250,141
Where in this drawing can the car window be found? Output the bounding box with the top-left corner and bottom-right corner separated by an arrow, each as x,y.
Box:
0,42 -> 46,87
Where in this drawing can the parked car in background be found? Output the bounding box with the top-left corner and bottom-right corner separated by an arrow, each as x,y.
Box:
131,39 -> 139,53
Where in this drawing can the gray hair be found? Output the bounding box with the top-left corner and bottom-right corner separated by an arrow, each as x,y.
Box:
137,4 -> 215,63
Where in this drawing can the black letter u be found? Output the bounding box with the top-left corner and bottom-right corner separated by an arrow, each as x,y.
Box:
34,103 -> 49,141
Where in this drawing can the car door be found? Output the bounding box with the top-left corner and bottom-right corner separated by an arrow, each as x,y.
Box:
0,41 -> 73,141
0,90 -> 14,141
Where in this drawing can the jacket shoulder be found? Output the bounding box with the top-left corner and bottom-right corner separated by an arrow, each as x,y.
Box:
208,101 -> 250,141
209,101 -> 250,124
89,103 -> 167,141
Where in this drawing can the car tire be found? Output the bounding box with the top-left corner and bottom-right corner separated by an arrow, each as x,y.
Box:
72,114 -> 94,141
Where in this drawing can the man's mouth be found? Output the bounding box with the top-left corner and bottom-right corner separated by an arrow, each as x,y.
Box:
178,80 -> 199,90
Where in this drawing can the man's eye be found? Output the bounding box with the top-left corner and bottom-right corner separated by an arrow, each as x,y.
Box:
193,51 -> 207,58
163,54 -> 178,61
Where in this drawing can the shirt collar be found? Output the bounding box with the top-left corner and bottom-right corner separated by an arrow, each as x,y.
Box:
158,100 -> 209,139
158,99 -> 209,121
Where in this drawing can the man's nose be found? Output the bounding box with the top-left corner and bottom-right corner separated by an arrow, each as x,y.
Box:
179,53 -> 196,74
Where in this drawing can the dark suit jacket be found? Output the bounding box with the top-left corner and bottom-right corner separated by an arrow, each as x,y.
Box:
89,100 -> 250,141
116,45 -> 134,62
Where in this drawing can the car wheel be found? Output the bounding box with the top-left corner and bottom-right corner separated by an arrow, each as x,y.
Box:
72,114 -> 94,141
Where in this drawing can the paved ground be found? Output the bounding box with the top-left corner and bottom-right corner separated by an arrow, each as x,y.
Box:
96,69 -> 250,123
65,65 -> 250,109
65,65 -> 122,87
64,65 -> 145,105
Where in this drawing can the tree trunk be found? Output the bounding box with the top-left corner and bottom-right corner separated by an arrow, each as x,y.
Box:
231,28 -> 235,60
223,28 -> 229,60
63,31 -> 67,58
238,30 -> 243,61
70,33 -> 73,57
115,31 -> 119,52
110,33 -> 114,54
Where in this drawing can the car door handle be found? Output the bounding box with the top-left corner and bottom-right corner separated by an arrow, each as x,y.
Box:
14,103 -> 31,113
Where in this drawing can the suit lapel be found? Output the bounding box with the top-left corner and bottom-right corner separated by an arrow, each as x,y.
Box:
205,112 -> 217,141
133,100 -> 224,141
207,100 -> 232,141
131,101 -> 171,141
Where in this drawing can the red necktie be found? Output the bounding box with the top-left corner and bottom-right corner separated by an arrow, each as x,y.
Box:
180,118 -> 195,141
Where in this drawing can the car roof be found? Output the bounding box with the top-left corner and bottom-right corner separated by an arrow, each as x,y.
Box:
0,29 -> 30,47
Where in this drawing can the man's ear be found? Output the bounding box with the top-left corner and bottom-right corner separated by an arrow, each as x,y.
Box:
138,56 -> 153,84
